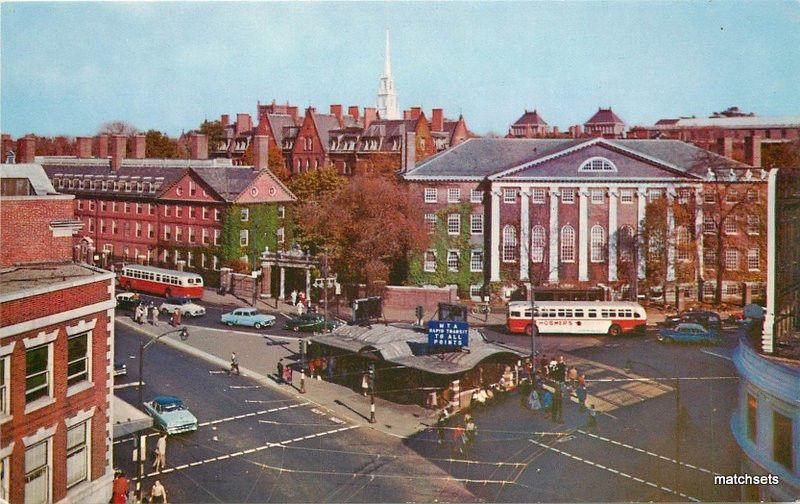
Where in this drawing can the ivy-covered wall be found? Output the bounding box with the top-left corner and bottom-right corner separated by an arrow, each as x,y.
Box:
219,203 -> 292,265
407,202 -> 483,298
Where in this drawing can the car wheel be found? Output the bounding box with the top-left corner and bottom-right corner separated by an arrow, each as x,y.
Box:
226,321 -> 234,327
254,322 -> 263,329
608,324 -> 622,337
524,324 -> 533,336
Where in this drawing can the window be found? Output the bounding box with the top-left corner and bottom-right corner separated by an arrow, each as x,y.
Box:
590,189 -> 604,204
590,225 -> 606,262
502,225 -> 517,262
724,218 -> 738,235
100,201 -> 107,212
425,214 -> 437,234
648,188 -> 663,202
702,282 -> 715,298
747,215 -> 760,235
202,228 -> 209,244
531,225 -> 546,263
123,202 -> 130,213
704,248 -> 716,267
726,189 -> 739,203
725,249 -> 740,271
164,204 -> 170,217
25,439 -> 50,504
148,224 -> 154,239
470,285 -> 484,300
188,227 -> 196,243
447,214 -> 460,235
213,255 -> 220,271
676,226 -> 691,261
148,204 -> 154,215
579,157 -> 616,171
747,248 -> 760,271
240,229 -> 249,246
164,225 -> 171,241
470,250 -> 483,272
560,189 -> 574,204
277,227 -> 285,244
200,254 -> 207,269
424,250 -> 437,272
175,226 -> 182,242
189,180 -> 197,196
447,250 -> 460,272
77,200 -> 84,210
619,189 -> 634,204
424,188 -> 438,203
189,206 -> 196,219
704,191 -> 716,204
676,188 -> 690,204
532,188 -> 546,204
112,202 -> 118,212
0,356 -> 8,416
703,215 -> 716,234
746,189 -> 759,203
135,223 -> 142,237
278,206 -> 286,219
25,345 -> 50,403
618,225 -> 635,262
66,421 -> 89,488
202,207 -> 209,220
214,230 -> 220,246
560,225 -> 575,263
470,189 -> 484,203
470,214 -> 483,234
773,410 -> 794,471
503,188 -> 517,204
187,252 -> 194,268
175,206 -> 182,218
447,188 -> 461,203
214,209 -> 221,221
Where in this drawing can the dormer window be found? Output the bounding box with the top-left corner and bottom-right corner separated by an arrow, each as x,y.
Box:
579,157 -> 617,172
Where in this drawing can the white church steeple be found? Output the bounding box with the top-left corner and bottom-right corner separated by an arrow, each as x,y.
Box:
377,29 -> 400,120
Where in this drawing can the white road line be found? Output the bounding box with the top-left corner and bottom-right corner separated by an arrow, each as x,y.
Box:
584,376 -> 737,383
113,382 -> 144,390
700,349 -> 734,361
229,385 -> 262,390
208,370 -> 227,374
528,439 -> 699,502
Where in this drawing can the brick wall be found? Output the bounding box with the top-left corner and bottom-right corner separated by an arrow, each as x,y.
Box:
382,285 -> 458,313
0,198 -> 75,267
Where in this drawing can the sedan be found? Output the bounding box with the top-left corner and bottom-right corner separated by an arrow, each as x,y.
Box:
658,322 -> 721,345
221,308 -> 276,329
284,313 -> 342,333
159,297 -> 206,317
143,395 -> 198,435
663,310 -> 722,332
113,362 -> 127,377
116,292 -> 142,312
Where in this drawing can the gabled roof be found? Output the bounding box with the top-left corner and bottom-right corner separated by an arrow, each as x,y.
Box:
585,108 -> 625,125
651,115 -> 800,130
311,113 -> 345,153
513,109 -> 548,126
265,114 -> 298,146
0,163 -> 58,195
362,119 -> 417,138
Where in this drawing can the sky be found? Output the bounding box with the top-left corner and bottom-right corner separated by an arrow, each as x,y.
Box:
2,1 -> 800,138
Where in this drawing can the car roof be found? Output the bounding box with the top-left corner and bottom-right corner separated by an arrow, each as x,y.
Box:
165,297 -> 191,303
676,323 -> 706,330
153,395 -> 182,405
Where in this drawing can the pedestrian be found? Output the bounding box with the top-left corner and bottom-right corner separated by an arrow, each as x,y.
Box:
133,304 -> 142,324
296,300 -> 304,316
149,303 -> 158,326
230,352 -> 240,375
153,433 -> 167,472
578,373 -> 586,388
149,479 -> 168,504
555,355 -> 567,383
170,308 -> 181,327
451,423 -> 466,455
465,415 -> 477,453
552,385 -> 563,423
576,383 -> 588,411
361,372 -> 369,396
587,404 -> 598,432
568,366 -> 579,389
436,408 -> 449,445
277,359 -> 284,384
541,389 -> 553,411
527,388 -> 542,411
299,291 -> 306,307
283,363 -> 293,384
111,470 -> 129,504
290,289 -> 298,306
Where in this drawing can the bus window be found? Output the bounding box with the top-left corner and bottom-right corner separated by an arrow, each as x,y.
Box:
574,309 -> 584,318
608,310 -> 616,318
564,309 -> 573,318
587,310 -> 597,318
510,311 -> 522,318
186,278 -> 193,285
532,308 -> 539,317
634,312 -> 641,319
557,309 -> 565,317
601,310 -> 608,318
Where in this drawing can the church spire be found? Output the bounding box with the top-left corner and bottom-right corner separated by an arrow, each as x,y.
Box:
377,29 -> 400,120
384,29 -> 392,78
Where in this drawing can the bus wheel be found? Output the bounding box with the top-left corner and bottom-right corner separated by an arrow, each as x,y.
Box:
525,324 -> 533,336
608,324 -> 622,337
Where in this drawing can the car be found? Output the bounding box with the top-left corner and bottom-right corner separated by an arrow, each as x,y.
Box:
284,313 -> 342,333
658,322 -> 721,345
663,310 -> 722,332
158,297 -> 206,317
143,395 -> 198,434
220,308 -> 276,329
113,362 -> 127,377
116,292 -> 142,311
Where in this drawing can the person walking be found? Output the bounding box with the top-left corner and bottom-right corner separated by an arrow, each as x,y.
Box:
568,366 -> 579,389
283,363 -> 293,384
153,434 -> 167,472
296,300 -> 304,316
150,302 -> 159,326
542,389 -> 553,412
149,479 -> 168,504
527,388 -> 542,411
587,404 -> 598,432
111,470 -> 130,504
552,385 -> 563,423
576,383 -> 588,411
277,359 -> 284,384
170,308 -> 181,327
230,352 -> 240,375
290,289 -> 298,306
555,356 -> 567,383
361,372 -> 369,397
451,423 -> 466,455
436,409 -> 449,446
464,415 -> 477,454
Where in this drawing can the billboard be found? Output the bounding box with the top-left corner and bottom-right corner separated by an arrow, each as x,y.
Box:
427,320 -> 469,348
353,296 -> 382,324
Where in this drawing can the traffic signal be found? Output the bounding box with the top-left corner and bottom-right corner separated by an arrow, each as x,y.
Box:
368,363 -> 375,379
415,305 -> 424,320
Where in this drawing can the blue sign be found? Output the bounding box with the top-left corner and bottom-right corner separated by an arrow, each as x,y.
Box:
427,320 -> 469,348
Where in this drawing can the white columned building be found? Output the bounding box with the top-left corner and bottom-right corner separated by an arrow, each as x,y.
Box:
519,190 -> 530,280
490,189 -> 501,282
666,188 -> 676,282
695,187 -> 704,278
578,185 -> 589,281
608,185 -> 618,282
637,186 -> 647,280
549,190 -> 560,283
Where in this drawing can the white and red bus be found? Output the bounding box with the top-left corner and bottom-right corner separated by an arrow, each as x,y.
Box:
507,301 -> 647,336
118,264 -> 204,299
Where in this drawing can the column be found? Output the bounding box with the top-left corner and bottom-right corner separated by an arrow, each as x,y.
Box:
490,189 -> 501,282
608,186 -> 618,282
279,267 -> 286,300
549,190 -> 559,283
578,186 -> 589,281
519,190 -> 530,280
695,188 -> 704,279
666,187 -> 676,282
305,268 -> 311,301
637,186 -> 647,280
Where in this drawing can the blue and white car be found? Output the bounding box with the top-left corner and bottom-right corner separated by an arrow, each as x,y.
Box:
143,395 -> 198,434
657,322 -> 721,345
220,308 -> 276,329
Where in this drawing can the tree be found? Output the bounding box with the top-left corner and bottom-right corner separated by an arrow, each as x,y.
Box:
763,139 -> 800,170
196,120 -> 226,153
287,165 -> 346,203
98,121 -> 138,136
269,146 -> 290,182
354,153 -> 400,176
144,130 -> 177,158
34,136 -> 76,156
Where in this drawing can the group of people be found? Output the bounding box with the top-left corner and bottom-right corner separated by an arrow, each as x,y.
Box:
526,354 -> 598,431
437,412 -> 477,456
111,471 -> 167,504
133,302 -> 160,326
289,289 -> 312,315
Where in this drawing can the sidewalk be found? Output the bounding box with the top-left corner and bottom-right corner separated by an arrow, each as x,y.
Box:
117,316 -> 439,438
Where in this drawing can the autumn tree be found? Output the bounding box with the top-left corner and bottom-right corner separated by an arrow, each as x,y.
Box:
144,130 -> 177,158
268,146 -> 290,182
98,121 -> 138,136
34,136 -> 76,156
354,153 -> 400,176
287,165 -> 346,203
763,138 -> 800,170
196,120 -> 226,153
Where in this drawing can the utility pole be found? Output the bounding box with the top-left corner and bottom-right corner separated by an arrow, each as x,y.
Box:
323,248 -> 329,332
299,339 -> 306,394
368,363 -> 376,423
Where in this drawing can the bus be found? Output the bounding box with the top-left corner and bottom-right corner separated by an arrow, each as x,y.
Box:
506,301 -> 647,336
118,264 -> 204,299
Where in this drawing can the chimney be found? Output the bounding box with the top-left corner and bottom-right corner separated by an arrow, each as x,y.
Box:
364,108 -> 377,129
287,106 -> 298,122
330,104 -> 343,124
716,136 -> 734,159
403,110 -> 412,120
131,134 -> 146,159
75,136 -> 93,158
236,113 -> 252,135
401,131 -> 416,173
16,135 -> 36,163
552,126 -> 560,135
745,135 -> 762,168
221,114 -> 230,128
431,108 -> 444,132
253,135 -> 269,171
95,134 -> 109,158
109,135 -> 126,171
348,106 -> 360,121
189,133 -> 208,160
410,107 -> 422,120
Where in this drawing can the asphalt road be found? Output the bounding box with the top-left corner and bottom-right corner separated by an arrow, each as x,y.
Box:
113,323 -> 476,503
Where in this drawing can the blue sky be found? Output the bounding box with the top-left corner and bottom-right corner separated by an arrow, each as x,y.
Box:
2,1 -> 799,137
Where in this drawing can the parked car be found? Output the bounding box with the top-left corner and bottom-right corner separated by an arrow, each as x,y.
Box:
113,362 -> 128,377
284,313 -> 342,333
658,323 -> 721,345
220,308 -> 276,329
116,292 -> 142,311
158,297 -> 206,317
663,310 -> 722,332
143,395 -> 198,434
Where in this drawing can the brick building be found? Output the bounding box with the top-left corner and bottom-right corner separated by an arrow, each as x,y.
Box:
0,162 -> 116,503
402,137 -> 767,304
508,109 -> 551,138
12,134 -> 296,288
584,108 -> 626,138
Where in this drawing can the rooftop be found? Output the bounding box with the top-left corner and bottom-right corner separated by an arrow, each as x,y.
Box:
0,262 -> 112,298
648,115 -> 800,130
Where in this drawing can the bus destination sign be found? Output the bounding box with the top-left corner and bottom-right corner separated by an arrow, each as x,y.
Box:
427,320 -> 469,348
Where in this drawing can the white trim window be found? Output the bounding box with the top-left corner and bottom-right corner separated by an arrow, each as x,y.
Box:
424,214 -> 437,234
560,225 -> 575,263
175,226 -> 182,242
214,209 -> 221,221
648,188 -> 663,202
560,189 -> 575,204
747,248 -> 760,271
239,229 -> 249,247
704,248 -> 716,268
278,206 -> 286,219
470,250 -> 483,272
214,230 -> 220,246
447,250 -> 460,272
724,218 -> 738,235
590,225 -> 606,262
678,188 -> 691,204
0,355 -> 8,417
447,214 -> 460,235
25,439 -> 50,504
277,227 -> 285,244
163,225 -> 171,241
66,421 -> 90,488
704,191 -> 716,204
746,189 -> 759,203
676,226 -> 691,261
423,250 -> 437,272
502,225 -> 517,262
702,282 -> 715,298
703,215 -> 716,234
25,345 -> 52,404
590,189 -> 604,204
531,225 -> 546,263
746,215 -> 760,235
447,188 -> 460,203
579,157 -> 617,172
470,189 -> 484,203
240,208 -> 249,222
725,249 -> 740,271
619,188 -> 634,204
503,188 -> 517,204
187,252 -> 194,268
531,188 -> 546,204
66,332 -> 90,387
470,214 -> 483,235
424,188 -> 438,203
212,255 -> 220,271
175,206 -> 182,218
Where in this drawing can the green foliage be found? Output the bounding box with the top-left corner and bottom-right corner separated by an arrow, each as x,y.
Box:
196,120 -> 226,152
219,208 -> 243,265
145,130 -> 177,158
220,204 -> 289,268
287,165 -> 346,202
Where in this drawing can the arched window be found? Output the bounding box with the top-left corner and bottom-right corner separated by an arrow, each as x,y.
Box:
502,225 -> 517,262
531,225 -> 546,263
579,156 -> 617,172
590,225 -> 606,262
560,225 -> 575,263
618,225 -> 635,262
